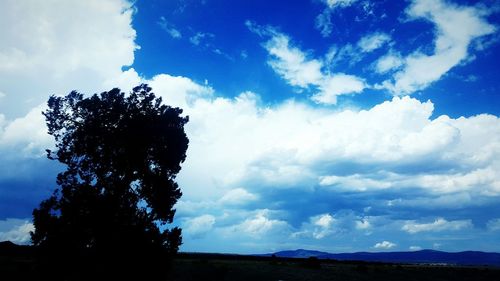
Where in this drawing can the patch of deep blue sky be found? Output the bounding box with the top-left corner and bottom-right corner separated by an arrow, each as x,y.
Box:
131,0 -> 500,118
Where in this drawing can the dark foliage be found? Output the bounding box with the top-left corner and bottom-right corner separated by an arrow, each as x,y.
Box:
31,84 -> 188,280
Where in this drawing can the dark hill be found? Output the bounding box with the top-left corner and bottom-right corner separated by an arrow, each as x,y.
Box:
270,249 -> 500,266
0,240 -> 33,256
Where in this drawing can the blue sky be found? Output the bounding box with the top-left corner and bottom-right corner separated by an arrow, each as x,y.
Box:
1,0 -> 500,254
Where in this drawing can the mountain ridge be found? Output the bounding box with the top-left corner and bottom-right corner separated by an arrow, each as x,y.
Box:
266,249 -> 500,266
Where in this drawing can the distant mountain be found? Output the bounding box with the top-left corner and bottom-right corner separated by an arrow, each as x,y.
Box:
268,249 -> 500,266
268,249 -> 330,258
0,241 -> 33,256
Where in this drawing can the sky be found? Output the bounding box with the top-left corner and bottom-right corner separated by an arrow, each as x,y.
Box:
1,0 -> 500,254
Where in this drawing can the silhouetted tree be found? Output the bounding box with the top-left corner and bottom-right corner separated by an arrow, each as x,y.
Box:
31,84 -> 188,280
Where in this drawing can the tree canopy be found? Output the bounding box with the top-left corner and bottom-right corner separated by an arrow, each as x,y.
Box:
31,84 -> 188,280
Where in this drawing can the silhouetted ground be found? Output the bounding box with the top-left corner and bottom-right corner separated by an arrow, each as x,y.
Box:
1,243 -> 499,281
168,253 -> 500,281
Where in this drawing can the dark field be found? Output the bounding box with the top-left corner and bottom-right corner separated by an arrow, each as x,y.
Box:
2,250 -> 500,281
168,254 -> 500,281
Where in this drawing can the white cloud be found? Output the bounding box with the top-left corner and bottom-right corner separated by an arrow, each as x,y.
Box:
183,214 -> 216,238
358,32 -> 391,53
355,219 -> 372,230
374,240 -> 396,249
313,74 -> 365,104
315,0 -> 359,37
158,16 -> 182,39
234,210 -> 290,237
146,81 -> 499,202
409,245 -> 422,251
402,218 -> 472,234
0,69 -> 214,162
320,174 -> 391,191
315,9 -> 334,38
5,64 -> 488,206
310,214 -> 335,239
385,193 -> 477,210
411,167 -> 500,195
323,0 -> 359,9
374,52 -> 404,73
381,0 -> 496,95
487,218 -> 500,231
320,166 -> 500,196
0,219 -> 34,244
314,213 -> 335,228
105,68 -> 214,110
218,188 -> 258,205
0,0 -> 137,118
0,104 -> 52,158
256,27 -> 365,104
190,32 -> 215,46
264,33 -> 323,88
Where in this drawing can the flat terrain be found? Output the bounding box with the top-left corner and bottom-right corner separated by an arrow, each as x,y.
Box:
168,254 -> 500,281
1,251 -> 500,281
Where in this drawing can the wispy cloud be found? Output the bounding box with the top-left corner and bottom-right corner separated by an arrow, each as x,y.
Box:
247,22 -> 365,104
487,218 -> 500,232
189,32 -> 215,46
402,218 -> 473,234
380,0 -> 496,95
374,51 -> 404,74
314,0 -> 360,37
323,0 -> 359,9
157,16 -> 182,39
357,32 -> 391,53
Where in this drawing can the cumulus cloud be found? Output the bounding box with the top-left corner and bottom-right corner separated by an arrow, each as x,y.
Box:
402,218 -> 472,234
0,218 -> 34,244
292,213 -> 336,239
355,219 -> 372,230
312,74 -> 365,104
183,214 -> 216,238
249,24 -> 365,104
233,210 -> 290,238
0,1 -> 141,213
218,188 -> 258,205
381,0 -> 496,95
0,0 -> 137,118
144,82 -> 499,203
0,104 -> 52,158
374,240 -> 396,249
105,68 -> 214,110
6,64 -> 498,247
